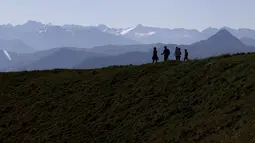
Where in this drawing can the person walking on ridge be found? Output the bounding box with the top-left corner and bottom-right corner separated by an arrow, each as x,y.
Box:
178,48 -> 182,61
184,49 -> 189,61
161,46 -> 170,61
152,47 -> 159,63
174,47 -> 181,61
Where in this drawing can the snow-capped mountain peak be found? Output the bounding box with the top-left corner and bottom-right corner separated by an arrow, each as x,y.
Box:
120,25 -> 138,35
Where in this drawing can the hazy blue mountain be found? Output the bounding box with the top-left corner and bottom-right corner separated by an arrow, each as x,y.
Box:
0,39 -> 35,53
1,47 -> 82,71
28,25 -> 139,50
0,49 -> 23,70
188,29 -> 255,58
220,27 -> 255,39
98,24 -> 255,45
10,47 -> 107,71
2,21 -> 255,52
0,21 -> 140,51
15,20 -> 45,33
0,48 -> 61,71
201,27 -> 219,39
0,50 -> 14,69
99,24 -> 204,45
240,37 -> 255,47
88,43 -> 171,56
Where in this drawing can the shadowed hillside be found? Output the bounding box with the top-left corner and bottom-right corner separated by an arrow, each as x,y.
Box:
1,53 -> 255,142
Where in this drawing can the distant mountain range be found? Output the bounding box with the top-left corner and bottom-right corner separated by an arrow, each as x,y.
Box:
0,21 -> 140,52
2,21 -> 255,54
65,23 -> 255,45
96,24 -> 255,45
2,29 -> 255,71
76,29 -> 255,69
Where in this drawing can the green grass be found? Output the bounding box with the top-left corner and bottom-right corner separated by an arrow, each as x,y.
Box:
1,53 -> 255,143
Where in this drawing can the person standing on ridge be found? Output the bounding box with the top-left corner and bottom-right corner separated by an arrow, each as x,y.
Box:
184,49 -> 189,61
178,48 -> 182,61
161,46 -> 170,61
174,47 -> 181,61
152,47 -> 159,63
174,47 -> 178,61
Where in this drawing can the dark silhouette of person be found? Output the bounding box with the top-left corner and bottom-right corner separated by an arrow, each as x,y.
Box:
174,47 -> 178,60
174,47 -> 181,61
184,49 -> 189,61
152,47 -> 159,63
161,46 -> 170,61
178,48 -> 182,60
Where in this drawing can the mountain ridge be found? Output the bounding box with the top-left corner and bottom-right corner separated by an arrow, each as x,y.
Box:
2,20 -> 255,51
188,29 -> 255,58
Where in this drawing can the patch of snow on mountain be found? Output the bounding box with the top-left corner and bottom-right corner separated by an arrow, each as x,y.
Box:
135,31 -> 156,37
3,49 -> 11,60
148,31 -> 156,35
39,28 -> 47,33
120,25 -> 137,35
39,30 -> 45,33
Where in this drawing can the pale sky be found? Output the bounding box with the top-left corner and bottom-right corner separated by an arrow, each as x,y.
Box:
0,0 -> 254,30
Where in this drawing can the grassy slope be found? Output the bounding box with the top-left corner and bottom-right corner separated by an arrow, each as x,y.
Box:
1,53 -> 255,143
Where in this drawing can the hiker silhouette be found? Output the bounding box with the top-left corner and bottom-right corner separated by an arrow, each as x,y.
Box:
161,46 -> 170,61
152,47 -> 159,63
174,47 -> 181,61
184,49 -> 189,61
